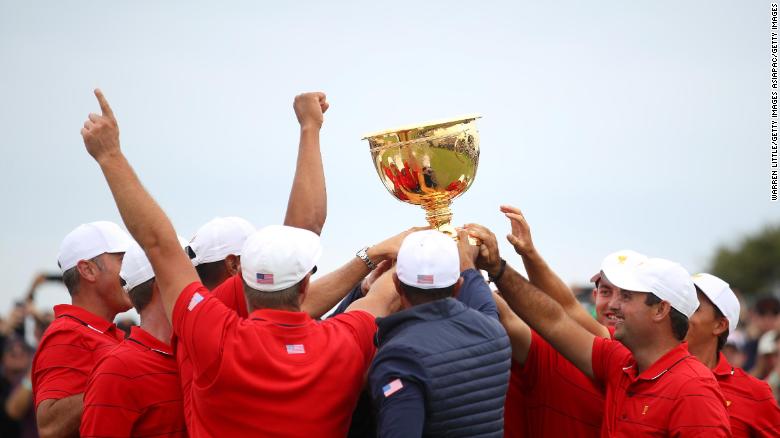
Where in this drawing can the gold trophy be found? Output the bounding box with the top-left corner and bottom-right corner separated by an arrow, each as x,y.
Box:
363,115 -> 480,239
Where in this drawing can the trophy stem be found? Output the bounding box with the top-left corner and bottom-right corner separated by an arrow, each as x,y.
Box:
421,195 -> 455,237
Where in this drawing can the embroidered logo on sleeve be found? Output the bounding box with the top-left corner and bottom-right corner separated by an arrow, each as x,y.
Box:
382,378 -> 404,397
286,344 -> 305,354
187,292 -> 204,311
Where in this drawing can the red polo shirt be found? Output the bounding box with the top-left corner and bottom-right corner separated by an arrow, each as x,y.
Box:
173,281 -> 377,438
177,274 -> 247,429
211,273 -> 249,318
592,338 -> 731,437
81,326 -> 187,438
504,331 -> 603,437
32,304 -> 124,408
712,352 -> 780,437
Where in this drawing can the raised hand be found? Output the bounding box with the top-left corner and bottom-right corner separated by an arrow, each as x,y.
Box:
367,226 -> 431,262
456,228 -> 479,271
463,223 -> 503,278
500,205 -> 535,256
81,89 -> 120,163
293,92 -> 329,129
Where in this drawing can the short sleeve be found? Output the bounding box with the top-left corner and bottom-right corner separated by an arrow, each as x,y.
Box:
33,330 -> 93,407
172,282 -> 238,381
591,336 -> 631,388
80,355 -> 139,438
511,331 -> 545,392
457,269 -> 499,320
327,310 -> 377,367
751,380 -> 780,437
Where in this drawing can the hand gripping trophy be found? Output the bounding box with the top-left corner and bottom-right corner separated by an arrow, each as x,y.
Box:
363,115 -> 480,240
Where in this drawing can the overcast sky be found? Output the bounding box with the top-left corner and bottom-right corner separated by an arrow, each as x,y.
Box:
0,1 -> 774,317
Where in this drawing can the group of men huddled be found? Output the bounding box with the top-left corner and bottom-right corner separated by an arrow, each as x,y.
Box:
29,89 -> 780,437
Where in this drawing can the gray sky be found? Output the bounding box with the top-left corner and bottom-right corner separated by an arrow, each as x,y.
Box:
0,1 -> 774,316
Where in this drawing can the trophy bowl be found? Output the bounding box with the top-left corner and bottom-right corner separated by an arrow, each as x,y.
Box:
363,114 -> 481,238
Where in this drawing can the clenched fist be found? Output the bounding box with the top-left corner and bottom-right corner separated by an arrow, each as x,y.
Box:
80,89 -> 120,163
293,92 -> 329,129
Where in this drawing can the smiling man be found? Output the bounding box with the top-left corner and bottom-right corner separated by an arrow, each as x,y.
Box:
469,208 -> 732,437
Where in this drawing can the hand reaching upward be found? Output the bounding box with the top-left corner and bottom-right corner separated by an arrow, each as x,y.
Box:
81,89 -> 120,163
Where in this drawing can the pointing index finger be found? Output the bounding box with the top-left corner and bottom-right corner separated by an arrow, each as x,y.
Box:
94,89 -> 114,118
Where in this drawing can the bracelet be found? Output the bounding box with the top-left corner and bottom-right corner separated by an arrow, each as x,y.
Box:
488,259 -> 507,283
356,247 -> 377,270
21,377 -> 32,390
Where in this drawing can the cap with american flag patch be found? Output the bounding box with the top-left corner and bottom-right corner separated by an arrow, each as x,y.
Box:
397,230 -> 459,290
240,225 -> 322,292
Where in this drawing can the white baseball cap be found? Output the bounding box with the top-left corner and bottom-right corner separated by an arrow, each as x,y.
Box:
187,217 -> 256,266
120,236 -> 188,292
396,230 -> 460,290
692,273 -> 740,335
240,225 -> 322,292
606,257 -> 699,318
58,221 -> 133,272
598,249 -> 649,286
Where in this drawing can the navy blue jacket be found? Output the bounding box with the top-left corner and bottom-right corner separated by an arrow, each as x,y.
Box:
368,269 -> 511,438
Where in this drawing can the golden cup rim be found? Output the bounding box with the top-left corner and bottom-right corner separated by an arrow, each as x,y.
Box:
361,113 -> 481,140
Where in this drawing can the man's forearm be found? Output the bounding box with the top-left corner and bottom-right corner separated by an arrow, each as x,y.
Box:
497,264 -> 567,333
495,264 -> 595,376
302,257 -> 370,318
98,155 -> 178,253
97,154 -> 189,317
284,126 -> 326,235
520,249 -> 609,338
37,395 -> 83,438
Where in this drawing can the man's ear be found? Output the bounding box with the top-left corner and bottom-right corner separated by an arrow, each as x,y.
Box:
713,316 -> 729,338
393,274 -> 413,310
298,275 -> 311,306
652,300 -> 672,323
225,254 -> 240,276
76,259 -> 99,283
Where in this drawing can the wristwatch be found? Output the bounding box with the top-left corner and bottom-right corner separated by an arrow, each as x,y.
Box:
356,246 -> 377,270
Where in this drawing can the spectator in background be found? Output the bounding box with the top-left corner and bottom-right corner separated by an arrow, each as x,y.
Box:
1,336 -> 37,438
767,332 -> 780,404
743,296 -> 780,372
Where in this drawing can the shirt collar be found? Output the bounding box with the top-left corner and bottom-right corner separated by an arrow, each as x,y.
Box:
622,342 -> 692,381
54,304 -> 121,339
712,352 -> 735,377
128,326 -> 173,356
249,308 -> 312,326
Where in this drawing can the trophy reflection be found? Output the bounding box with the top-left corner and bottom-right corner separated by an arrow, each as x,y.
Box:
363,115 -> 480,239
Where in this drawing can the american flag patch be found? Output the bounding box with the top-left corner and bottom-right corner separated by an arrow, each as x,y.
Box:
417,274 -> 434,285
286,344 -> 305,354
187,292 -> 204,311
382,378 -> 403,397
256,273 -> 274,284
